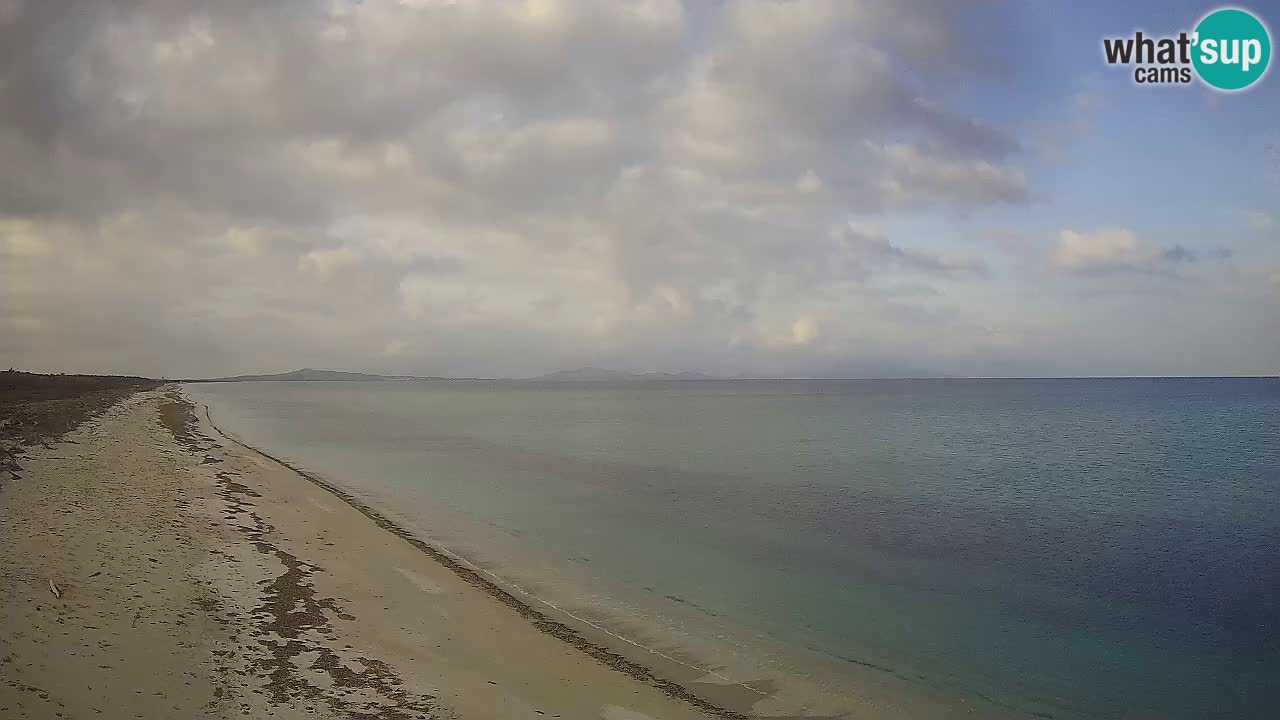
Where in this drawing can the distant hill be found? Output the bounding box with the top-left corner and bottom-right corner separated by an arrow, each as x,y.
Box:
189,366 -> 953,383
191,368 -> 393,383
529,367 -> 718,382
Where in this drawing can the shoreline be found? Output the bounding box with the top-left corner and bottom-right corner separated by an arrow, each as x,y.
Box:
1,387 -> 736,719
187,383 -> 1039,720
2,380 -> 1047,719
198,399 -> 753,719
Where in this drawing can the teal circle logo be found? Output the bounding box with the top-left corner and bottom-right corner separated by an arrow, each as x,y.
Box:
1193,8 -> 1271,91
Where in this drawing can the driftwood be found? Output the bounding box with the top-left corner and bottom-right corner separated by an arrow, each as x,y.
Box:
48,578 -> 61,599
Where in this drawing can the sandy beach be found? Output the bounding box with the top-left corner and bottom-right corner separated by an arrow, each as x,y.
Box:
0,387 -> 729,720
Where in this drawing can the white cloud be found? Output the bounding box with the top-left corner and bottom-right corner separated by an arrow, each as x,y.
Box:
1052,229 -> 1158,273
1050,229 -> 1238,276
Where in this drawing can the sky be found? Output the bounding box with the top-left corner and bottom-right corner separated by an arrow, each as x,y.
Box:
1,0 -> 1277,379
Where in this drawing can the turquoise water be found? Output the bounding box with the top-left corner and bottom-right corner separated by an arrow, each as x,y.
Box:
187,378 -> 1280,719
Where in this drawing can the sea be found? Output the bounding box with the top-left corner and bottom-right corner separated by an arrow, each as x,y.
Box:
185,378 -> 1279,719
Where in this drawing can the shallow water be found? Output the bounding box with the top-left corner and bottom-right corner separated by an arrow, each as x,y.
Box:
187,378 -> 1280,719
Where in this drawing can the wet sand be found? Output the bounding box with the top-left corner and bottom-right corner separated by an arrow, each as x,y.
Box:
0,388 -> 728,719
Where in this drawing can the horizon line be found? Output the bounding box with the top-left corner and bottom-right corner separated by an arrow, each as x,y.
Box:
8,368 -> 1278,382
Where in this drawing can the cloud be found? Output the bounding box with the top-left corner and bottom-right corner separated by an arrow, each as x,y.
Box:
658,1 -> 1026,212
1161,244 -> 1197,263
755,316 -> 824,350
837,222 -> 985,275
1246,210 -> 1274,231
0,219 -> 55,257
1052,229 -> 1154,272
0,0 -> 1046,378
868,142 -> 1027,210
0,1 -> 1273,378
1052,230 -> 1232,275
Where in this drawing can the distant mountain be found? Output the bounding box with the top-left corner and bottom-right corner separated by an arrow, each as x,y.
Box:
529,367 -> 630,382
192,368 -> 392,382
640,371 -> 720,381
191,366 -> 954,384
529,367 -> 719,382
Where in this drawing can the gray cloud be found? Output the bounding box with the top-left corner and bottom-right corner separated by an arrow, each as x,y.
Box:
835,222 -> 985,276
1,1 -> 1270,378
1161,244 -> 1198,263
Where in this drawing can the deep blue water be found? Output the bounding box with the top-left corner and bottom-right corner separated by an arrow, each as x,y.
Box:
188,378 -> 1280,719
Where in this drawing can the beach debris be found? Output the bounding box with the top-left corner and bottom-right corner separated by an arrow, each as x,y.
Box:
48,578 -> 61,599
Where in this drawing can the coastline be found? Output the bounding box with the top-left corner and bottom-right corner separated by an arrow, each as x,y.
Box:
2,382 -> 1050,719
188,384 -> 1032,720
199,401 -> 755,718
0,387 -> 731,719
3,377 -> 1272,719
